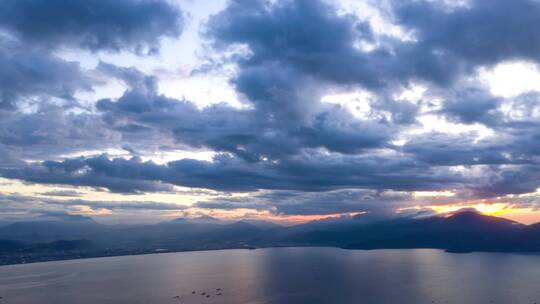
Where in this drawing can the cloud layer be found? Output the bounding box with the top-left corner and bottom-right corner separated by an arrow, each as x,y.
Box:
2,0 -> 540,221
0,0 -> 183,54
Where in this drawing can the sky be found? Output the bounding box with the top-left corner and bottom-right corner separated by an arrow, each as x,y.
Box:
2,0 -> 540,225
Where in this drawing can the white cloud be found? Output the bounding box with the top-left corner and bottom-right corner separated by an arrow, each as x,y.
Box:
480,61 -> 540,98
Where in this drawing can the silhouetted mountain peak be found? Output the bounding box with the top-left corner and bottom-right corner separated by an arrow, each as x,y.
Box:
447,210 -> 483,221
446,210 -> 520,226
228,221 -> 261,230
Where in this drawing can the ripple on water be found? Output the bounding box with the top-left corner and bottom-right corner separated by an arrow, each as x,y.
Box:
0,271 -> 77,290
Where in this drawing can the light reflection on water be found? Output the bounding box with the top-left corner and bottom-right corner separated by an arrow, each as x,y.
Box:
1,247 -> 540,304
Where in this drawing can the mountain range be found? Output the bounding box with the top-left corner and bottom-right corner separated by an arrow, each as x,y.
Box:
1,211 -> 540,265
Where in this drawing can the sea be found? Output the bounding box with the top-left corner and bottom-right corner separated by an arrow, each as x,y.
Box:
1,247 -> 540,304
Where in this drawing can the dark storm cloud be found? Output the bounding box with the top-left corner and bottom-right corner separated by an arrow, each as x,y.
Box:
372,0 -> 540,87
0,152 -> 468,193
0,156 -> 173,193
45,198 -> 186,211
0,0 -> 183,54
470,165 -> 540,198
206,0 -> 385,89
0,145 -> 25,168
0,39 -> 92,110
96,63 -> 394,162
405,91 -> 540,170
393,0 -> 540,68
396,124 -> 540,200
0,193 -> 185,219
206,0 -> 540,92
0,104 -> 118,162
401,132 -> 514,167
0,0 -> 183,109
441,87 -> 502,125
39,190 -> 83,197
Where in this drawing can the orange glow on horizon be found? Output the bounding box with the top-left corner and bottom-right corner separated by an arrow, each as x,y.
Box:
262,211 -> 367,224
163,208 -> 367,225
167,202 -> 540,226
431,203 -> 517,216
399,203 -> 540,225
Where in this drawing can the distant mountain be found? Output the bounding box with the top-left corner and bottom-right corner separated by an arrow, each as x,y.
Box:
88,218 -> 271,250
3,210 -> 540,265
169,215 -> 223,225
291,211 -> 535,253
0,215 -> 105,243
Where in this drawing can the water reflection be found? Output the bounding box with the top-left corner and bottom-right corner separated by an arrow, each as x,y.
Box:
1,248 -> 540,304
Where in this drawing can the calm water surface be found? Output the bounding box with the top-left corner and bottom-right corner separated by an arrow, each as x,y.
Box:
1,247 -> 540,304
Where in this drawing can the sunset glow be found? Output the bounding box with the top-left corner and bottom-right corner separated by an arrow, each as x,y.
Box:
400,203 -> 540,224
